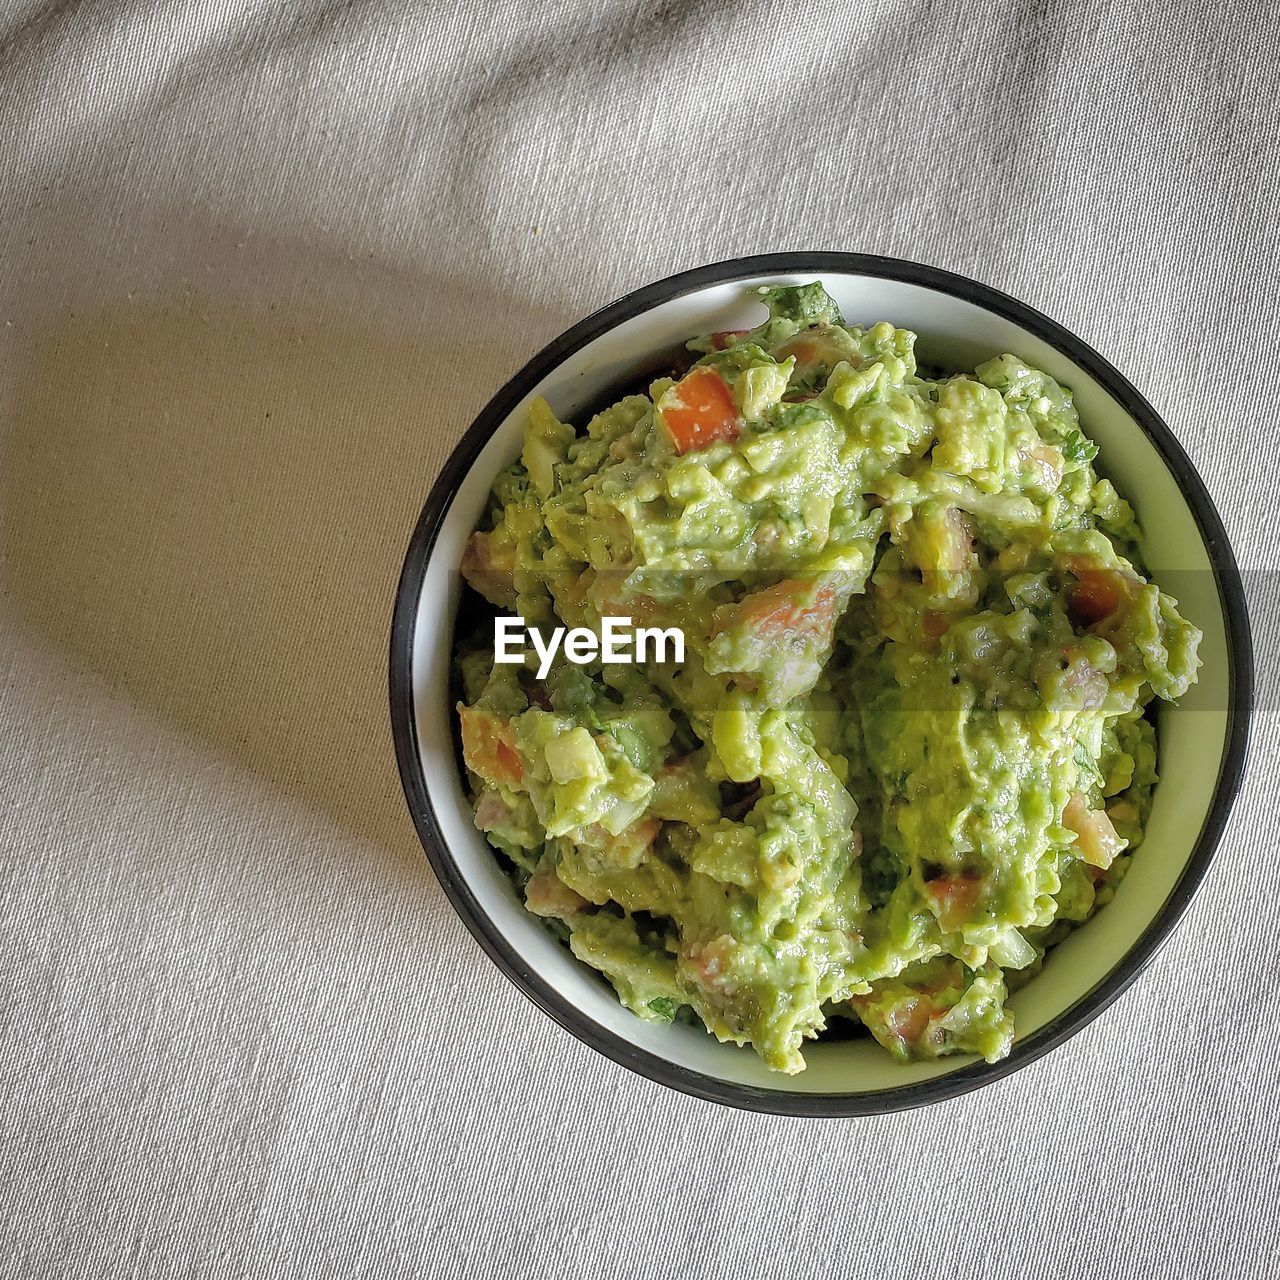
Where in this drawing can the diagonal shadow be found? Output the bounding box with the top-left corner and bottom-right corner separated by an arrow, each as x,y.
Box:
0,213 -> 567,867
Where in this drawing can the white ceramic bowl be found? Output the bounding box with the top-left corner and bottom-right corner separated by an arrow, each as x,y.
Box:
390,254 -> 1252,1114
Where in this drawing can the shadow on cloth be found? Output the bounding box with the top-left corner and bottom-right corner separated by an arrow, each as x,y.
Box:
0,217 -> 565,868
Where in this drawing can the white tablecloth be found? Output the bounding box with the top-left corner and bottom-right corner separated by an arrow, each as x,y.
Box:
2,2 -> 1276,1276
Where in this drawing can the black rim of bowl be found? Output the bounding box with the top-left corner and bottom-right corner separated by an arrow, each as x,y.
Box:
389,251 -> 1254,1116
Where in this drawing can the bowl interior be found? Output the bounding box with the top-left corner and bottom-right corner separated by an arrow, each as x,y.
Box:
406,270 -> 1232,1099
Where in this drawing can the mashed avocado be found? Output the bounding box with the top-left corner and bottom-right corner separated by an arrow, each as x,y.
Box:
453,283 -> 1201,1073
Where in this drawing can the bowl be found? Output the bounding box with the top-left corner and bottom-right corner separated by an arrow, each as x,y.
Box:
389,253 -> 1252,1115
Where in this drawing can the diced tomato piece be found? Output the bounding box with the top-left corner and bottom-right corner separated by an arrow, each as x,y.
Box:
1063,554 -> 1136,627
1017,439 -> 1065,491
850,988 -> 944,1055
1069,570 -> 1123,625
776,335 -> 824,365
460,531 -> 517,608
457,705 -> 523,786
589,815 -> 660,850
921,610 -> 952,643
580,816 -> 662,869
630,816 -> 662,848
923,873 -> 985,931
524,867 -> 588,918
623,816 -> 661,861
684,934 -> 738,993
1063,793 -> 1126,869
660,366 -> 739,454
472,789 -> 510,831
887,996 -> 934,1044
719,578 -> 840,646
494,740 -> 522,783
773,326 -> 856,373
709,329 -> 749,350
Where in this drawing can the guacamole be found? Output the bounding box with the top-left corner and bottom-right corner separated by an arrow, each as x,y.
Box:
453,283 -> 1201,1073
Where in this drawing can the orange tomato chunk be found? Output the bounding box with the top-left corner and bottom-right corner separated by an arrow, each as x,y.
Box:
660,367 -> 739,454
922,873 -> 985,931
725,578 -> 839,645
457,705 -> 523,786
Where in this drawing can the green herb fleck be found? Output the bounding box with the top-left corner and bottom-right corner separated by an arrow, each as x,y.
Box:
1061,429 -> 1099,464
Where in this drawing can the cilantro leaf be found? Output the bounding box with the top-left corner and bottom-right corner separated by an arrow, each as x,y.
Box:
1074,742 -> 1105,789
758,282 -> 843,327
1061,429 -> 1099,464
767,402 -> 828,433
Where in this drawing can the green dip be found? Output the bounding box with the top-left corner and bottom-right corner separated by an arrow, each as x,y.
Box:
454,283 -> 1201,1073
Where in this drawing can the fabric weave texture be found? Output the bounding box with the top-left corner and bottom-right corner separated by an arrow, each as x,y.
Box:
1,2 -> 1276,1276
